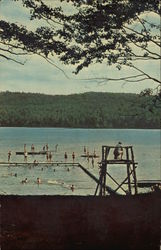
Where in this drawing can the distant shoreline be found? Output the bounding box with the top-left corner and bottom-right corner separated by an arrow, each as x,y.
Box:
0,91 -> 160,129
0,126 -> 160,130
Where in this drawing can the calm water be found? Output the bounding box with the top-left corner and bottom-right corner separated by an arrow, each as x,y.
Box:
0,127 -> 160,195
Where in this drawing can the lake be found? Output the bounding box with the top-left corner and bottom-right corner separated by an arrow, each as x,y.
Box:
0,127 -> 160,195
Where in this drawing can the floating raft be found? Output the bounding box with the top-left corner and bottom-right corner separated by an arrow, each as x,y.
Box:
81,154 -> 99,158
16,151 -> 47,155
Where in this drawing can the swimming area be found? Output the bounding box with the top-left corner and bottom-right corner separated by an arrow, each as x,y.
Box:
0,127 -> 160,195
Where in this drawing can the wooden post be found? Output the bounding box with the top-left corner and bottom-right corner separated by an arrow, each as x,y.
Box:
130,146 -> 138,194
99,146 -> 110,196
126,147 -> 131,195
102,147 -> 108,196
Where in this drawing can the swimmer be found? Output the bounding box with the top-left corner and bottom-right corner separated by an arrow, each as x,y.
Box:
24,151 -> 28,163
31,144 -> 35,152
55,144 -> 58,152
49,152 -> 52,162
21,178 -> 28,184
46,152 -> 49,162
33,160 -> 38,166
72,152 -> 75,161
64,152 -> 68,161
8,150 -> 12,162
37,177 -> 41,184
71,184 -> 74,192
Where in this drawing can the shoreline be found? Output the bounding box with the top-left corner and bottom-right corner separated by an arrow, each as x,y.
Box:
0,193 -> 160,250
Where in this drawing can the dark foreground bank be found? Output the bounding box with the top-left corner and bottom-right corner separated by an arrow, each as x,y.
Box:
0,193 -> 161,250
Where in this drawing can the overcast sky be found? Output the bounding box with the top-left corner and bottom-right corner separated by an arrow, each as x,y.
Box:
0,0 -> 160,95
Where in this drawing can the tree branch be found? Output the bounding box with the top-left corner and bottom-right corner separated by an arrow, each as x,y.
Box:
36,53 -> 70,79
0,53 -> 25,65
123,25 -> 160,47
0,47 -> 31,56
130,64 -> 161,84
79,74 -> 146,82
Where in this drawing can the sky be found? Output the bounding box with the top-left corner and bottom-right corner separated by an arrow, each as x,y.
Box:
0,0 -> 160,95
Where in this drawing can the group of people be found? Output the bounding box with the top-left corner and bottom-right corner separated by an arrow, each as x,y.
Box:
21,176 -> 75,192
83,146 -> 96,167
64,152 -> 76,162
21,177 -> 41,185
43,144 -> 49,151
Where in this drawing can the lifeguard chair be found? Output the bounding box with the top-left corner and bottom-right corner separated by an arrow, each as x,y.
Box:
95,145 -> 138,196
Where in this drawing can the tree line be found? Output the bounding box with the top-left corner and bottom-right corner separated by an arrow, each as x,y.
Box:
0,91 -> 160,128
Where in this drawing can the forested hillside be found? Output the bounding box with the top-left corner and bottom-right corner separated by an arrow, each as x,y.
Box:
0,92 -> 160,128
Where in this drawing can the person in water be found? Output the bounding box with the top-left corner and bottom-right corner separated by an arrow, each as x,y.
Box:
31,144 -> 35,152
72,152 -> 75,162
24,144 -> 27,152
46,152 -> 49,162
24,151 -> 28,163
8,150 -> 12,162
37,177 -> 41,184
33,160 -> 38,166
64,152 -> 68,162
71,184 -> 74,192
55,144 -> 58,152
113,142 -> 123,160
21,178 -> 28,184
49,152 -> 52,162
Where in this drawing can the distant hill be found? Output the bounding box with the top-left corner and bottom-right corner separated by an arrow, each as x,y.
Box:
0,91 -> 160,128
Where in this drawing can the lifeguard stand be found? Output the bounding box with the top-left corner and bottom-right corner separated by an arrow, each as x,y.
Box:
95,145 -> 138,196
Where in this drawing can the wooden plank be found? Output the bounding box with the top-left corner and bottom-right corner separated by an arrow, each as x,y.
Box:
78,164 -> 119,195
105,160 -> 138,164
0,162 -> 79,166
102,145 -> 133,149
81,155 -> 99,158
137,180 -> 161,188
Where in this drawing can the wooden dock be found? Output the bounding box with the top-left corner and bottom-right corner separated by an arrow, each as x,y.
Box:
105,159 -> 138,165
0,161 -> 80,167
137,180 -> 161,188
81,154 -> 99,158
